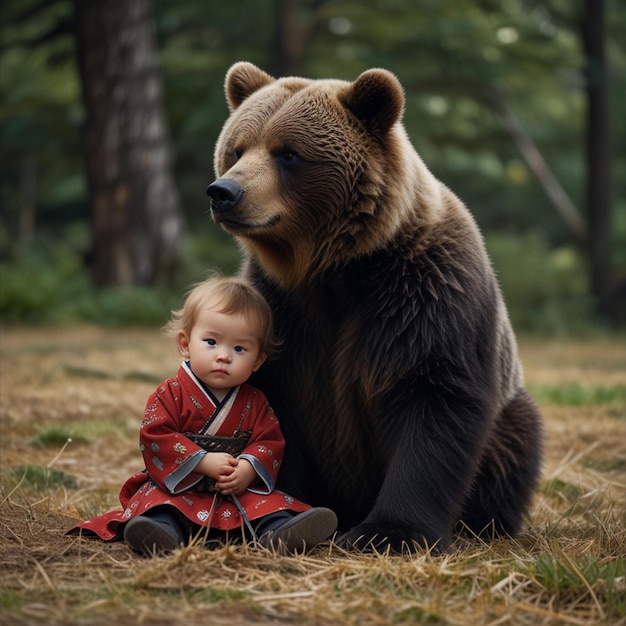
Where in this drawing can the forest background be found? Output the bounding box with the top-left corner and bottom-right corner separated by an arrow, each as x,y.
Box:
0,0 -> 624,336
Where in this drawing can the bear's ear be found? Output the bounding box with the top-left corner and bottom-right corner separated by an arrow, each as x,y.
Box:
339,69 -> 404,134
225,62 -> 275,111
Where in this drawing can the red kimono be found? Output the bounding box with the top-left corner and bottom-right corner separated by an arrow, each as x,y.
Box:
70,362 -> 309,541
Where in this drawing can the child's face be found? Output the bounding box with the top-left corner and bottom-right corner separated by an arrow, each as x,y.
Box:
177,307 -> 267,399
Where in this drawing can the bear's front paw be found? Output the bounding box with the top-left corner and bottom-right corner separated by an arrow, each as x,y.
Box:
337,523 -> 436,554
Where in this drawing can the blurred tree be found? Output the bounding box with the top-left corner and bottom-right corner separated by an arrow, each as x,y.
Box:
0,0 -> 82,248
272,0 -> 303,76
73,0 -> 187,286
302,0 -> 623,322
270,0 -> 328,76
581,0 -> 614,320
1,0 -> 624,327
485,89 -> 586,244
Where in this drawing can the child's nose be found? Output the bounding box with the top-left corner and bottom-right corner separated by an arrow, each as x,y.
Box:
216,350 -> 232,363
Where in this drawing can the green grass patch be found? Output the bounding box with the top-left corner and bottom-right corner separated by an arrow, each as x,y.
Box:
32,417 -> 134,448
123,369 -> 165,383
393,606 -> 442,623
62,364 -> 164,384
530,554 -> 626,617
62,364 -> 117,380
0,587 -> 22,611
180,587 -> 248,603
605,562 -> 626,617
33,426 -> 89,447
532,553 -> 585,590
528,383 -> 626,406
585,457 -> 626,473
541,478 -> 583,503
3,465 -> 78,490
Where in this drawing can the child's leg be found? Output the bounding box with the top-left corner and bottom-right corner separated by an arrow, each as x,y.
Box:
251,510 -> 294,535
123,505 -> 191,556
255,508 -> 338,554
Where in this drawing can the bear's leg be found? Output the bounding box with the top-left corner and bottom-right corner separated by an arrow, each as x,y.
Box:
459,389 -> 543,539
336,395 -> 489,553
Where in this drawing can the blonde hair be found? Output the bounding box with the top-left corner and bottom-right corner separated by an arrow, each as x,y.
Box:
164,275 -> 278,356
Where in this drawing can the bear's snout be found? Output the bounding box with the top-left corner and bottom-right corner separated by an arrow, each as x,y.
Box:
206,178 -> 244,213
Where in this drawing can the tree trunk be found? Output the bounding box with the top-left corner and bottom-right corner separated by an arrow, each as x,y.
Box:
73,0 -> 187,286
272,0 -> 303,76
18,154 -> 37,247
581,0 -> 613,318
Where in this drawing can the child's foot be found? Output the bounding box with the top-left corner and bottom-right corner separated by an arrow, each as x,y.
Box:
259,507 -> 337,554
123,515 -> 183,556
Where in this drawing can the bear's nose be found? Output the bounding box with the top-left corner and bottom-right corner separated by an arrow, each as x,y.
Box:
206,178 -> 244,211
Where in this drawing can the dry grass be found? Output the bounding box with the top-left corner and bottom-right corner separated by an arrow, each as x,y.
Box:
1,326 -> 624,625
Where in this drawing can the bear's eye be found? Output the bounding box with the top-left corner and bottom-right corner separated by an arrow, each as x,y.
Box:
278,150 -> 298,164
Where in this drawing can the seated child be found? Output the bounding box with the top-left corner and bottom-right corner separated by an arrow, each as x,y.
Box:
68,275 -> 337,556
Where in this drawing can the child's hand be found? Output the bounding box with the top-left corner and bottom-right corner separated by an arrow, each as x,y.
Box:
216,458 -> 256,496
196,452 -> 238,480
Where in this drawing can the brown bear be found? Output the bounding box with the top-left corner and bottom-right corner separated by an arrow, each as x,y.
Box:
206,61 -> 543,552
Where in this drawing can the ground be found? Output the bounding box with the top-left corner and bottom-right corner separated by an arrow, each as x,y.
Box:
0,326 -> 624,625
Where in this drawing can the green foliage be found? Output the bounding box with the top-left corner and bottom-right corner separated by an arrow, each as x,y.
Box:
0,0 -> 84,235
1,0 -> 624,332
81,286 -> 179,327
0,226 -> 614,333
0,226 -> 92,324
486,233 -> 594,335
0,224 -> 239,326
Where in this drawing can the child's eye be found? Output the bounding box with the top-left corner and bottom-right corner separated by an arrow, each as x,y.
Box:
233,346 -> 246,353
205,338 -> 216,346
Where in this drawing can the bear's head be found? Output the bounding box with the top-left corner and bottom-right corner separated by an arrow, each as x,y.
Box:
208,62 -> 434,288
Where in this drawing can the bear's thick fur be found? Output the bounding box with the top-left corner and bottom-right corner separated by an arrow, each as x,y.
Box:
206,62 -> 543,552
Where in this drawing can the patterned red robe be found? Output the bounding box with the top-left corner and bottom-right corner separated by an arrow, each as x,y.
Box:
69,362 -> 309,540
